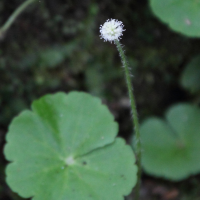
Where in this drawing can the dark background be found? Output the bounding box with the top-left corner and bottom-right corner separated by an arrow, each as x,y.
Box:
0,0 -> 200,199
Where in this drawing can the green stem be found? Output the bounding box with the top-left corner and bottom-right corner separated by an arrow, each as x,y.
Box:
115,39 -> 141,200
0,0 -> 36,38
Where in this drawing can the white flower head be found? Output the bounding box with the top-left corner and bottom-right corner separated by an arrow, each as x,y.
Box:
100,19 -> 125,43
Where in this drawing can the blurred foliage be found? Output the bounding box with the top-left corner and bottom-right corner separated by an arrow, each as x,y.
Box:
180,55 -> 200,94
0,0 -> 200,199
149,0 -> 200,37
139,104 -> 200,181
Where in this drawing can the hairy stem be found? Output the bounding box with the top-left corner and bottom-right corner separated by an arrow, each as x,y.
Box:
115,39 -> 142,200
0,0 -> 36,38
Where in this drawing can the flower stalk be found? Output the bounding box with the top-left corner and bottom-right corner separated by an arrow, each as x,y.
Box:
100,19 -> 142,200
115,40 -> 141,200
0,0 -> 36,39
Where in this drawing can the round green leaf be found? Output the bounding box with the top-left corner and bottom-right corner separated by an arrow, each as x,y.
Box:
180,55 -> 200,93
150,0 -> 200,37
4,92 -> 137,200
140,103 -> 200,180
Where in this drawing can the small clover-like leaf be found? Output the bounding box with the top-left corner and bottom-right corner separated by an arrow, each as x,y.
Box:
180,55 -> 200,93
150,0 -> 200,37
5,92 -> 137,200
139,103 -> 200,181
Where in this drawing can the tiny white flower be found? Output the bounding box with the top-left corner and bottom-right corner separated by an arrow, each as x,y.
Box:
100,19 -> 125,43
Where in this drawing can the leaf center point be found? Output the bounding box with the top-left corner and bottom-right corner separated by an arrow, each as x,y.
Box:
65,156 -> 75,166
